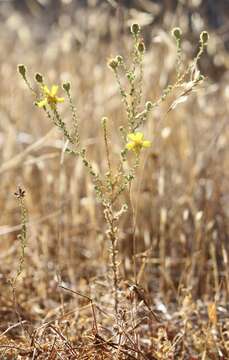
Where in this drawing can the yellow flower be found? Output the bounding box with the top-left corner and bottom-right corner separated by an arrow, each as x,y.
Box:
37,85 -> 64,109
126,132 -> 151,155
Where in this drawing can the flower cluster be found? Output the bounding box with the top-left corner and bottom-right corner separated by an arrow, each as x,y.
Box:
126,132 -> 151,155
37,85 -> 64,109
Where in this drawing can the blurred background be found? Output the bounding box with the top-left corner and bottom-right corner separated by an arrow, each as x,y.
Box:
0,0 -> 229,332
1,0 -> 229,76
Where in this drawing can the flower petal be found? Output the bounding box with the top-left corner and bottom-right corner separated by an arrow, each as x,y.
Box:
126,142 -> 134,150
135,132 -> 144,141
127,133 -> 137,141
51,85 -> 59,96
143,140 -> 151,148
56,97 -> 65,103
43,85 -> 50,95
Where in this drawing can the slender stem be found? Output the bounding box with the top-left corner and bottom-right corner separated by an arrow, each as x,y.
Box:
104,203 -> 119,315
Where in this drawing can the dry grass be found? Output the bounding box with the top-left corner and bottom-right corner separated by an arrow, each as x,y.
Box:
0,2 -> 229,359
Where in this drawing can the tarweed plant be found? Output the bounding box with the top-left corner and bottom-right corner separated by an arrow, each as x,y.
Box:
18,24 -> 209,318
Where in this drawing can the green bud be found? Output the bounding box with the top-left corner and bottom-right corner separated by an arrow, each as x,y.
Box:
200,31 -> 209,46
131,23 -> 140,35
171,27 -> 182,40
62,81 -> 71,92
35,72 -> 43,83
18,64 -> 27,78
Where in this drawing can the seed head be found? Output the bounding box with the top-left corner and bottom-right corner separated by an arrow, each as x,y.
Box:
14,186 -> 26,199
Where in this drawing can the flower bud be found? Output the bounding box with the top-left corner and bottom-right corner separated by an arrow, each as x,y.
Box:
131,23 -> 140,35
137,41 -> 145,53
145,101 -> 153,111
197,74 -> 205,82
200,31 -> 209,46
101,116 -> 108,127
171,27 -> 182,40
122,204 -> 128,211
18,64 -> 27,78
35,72 -> 43,83
62,81 -> 71,92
